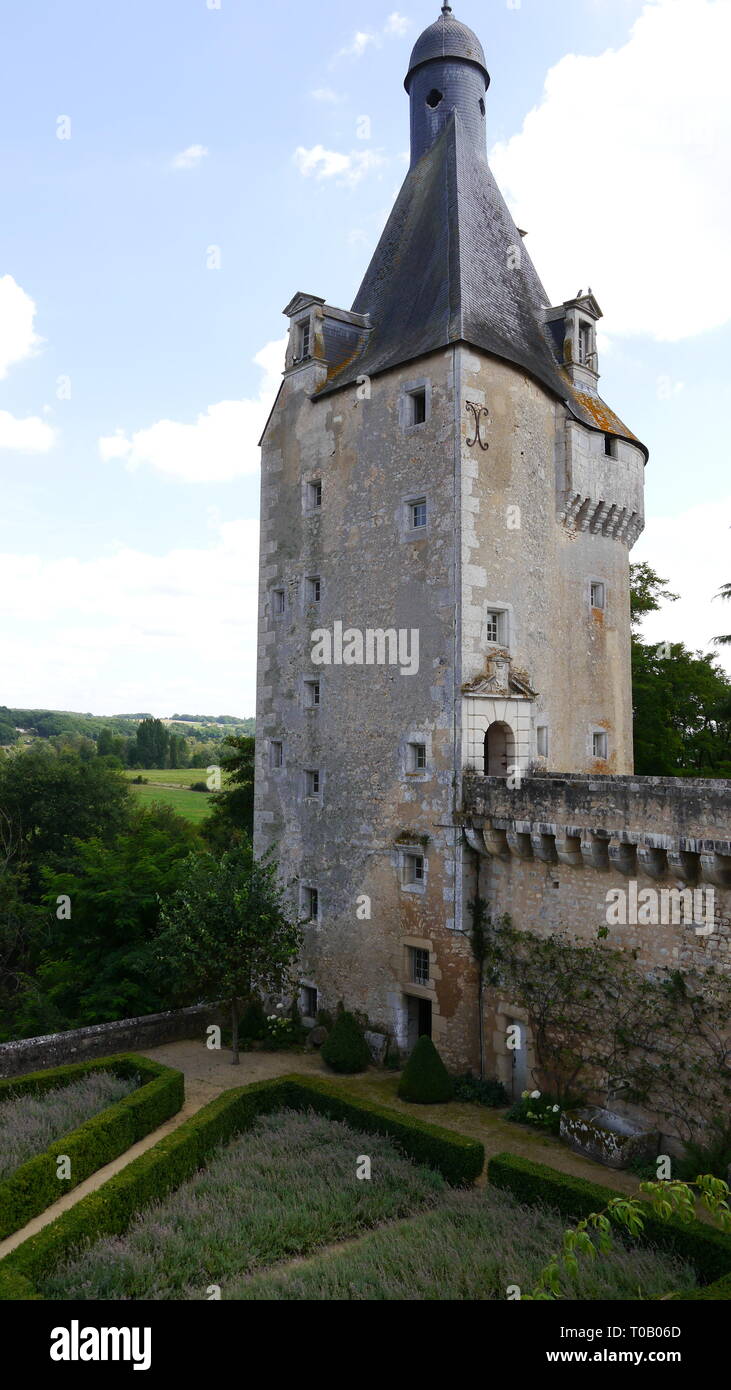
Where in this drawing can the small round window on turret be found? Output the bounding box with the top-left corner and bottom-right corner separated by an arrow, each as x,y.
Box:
426,89 -> 444,109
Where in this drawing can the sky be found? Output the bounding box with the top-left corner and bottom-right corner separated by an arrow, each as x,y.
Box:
0,0 -> 729,718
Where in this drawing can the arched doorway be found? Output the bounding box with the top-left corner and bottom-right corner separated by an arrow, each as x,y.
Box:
484,721 -> 515,777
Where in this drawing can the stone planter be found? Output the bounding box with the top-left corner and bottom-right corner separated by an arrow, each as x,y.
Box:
560,1107 -> 660,1170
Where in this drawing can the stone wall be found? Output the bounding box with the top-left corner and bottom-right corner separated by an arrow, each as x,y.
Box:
0,1004 -> 220,1079
461,773 -> 731,1111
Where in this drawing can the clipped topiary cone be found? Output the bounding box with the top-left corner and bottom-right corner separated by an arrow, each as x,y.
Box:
398,1035 -> 454,1104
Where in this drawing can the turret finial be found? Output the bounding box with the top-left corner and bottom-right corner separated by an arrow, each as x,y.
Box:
441,3 -> 452,15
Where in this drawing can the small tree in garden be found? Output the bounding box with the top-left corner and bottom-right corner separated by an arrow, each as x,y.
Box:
321,1010 -> 371,1074
398,1036 -> 454,1104
155,846 -> 302,1064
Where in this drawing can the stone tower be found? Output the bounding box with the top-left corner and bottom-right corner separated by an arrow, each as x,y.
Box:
254,5 -> 648,1066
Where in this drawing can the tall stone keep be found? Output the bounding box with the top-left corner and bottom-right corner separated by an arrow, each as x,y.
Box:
254,5 -> 649,1064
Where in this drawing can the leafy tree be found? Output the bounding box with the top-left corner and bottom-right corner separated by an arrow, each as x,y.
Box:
36,804 -> 200,1027
629,561 -> 678,629
134,717 -> 169,768
202,735 -> 255,850
630,564 -> 731,776
714,580 -> 731,647
0,810 -> 46,1040
155,846 -> 302,1063
0,746 -> 131,893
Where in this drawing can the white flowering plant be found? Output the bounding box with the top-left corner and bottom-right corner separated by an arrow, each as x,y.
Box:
506,1088 -> 566,1135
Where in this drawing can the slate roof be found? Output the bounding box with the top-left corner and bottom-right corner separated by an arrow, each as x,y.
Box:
405,12 -> 489,90
315,113 -> 645,456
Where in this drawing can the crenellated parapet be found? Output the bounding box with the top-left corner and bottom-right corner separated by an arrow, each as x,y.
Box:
462,773 -> 731,888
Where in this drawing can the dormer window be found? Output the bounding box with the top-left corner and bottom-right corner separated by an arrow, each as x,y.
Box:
298,319 -> 311,361
578,320 -> 595,367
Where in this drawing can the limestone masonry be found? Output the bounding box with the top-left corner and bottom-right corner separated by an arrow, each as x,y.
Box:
254,5 -> 730,1094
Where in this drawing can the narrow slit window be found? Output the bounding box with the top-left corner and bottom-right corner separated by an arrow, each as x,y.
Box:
298,320 -> 311,360
273,588 -> 285,615
270,740 -> 283,769
408,388 -> 427,425
307,480 -> 322,511
537,726 -> 548,758
305,768 -> 321,796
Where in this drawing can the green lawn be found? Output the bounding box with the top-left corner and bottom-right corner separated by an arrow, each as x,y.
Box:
124,768 -> 224,787
126,781 -> 214,823
124,767 -> 233,823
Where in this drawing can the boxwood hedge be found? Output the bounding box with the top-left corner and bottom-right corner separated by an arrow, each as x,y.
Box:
0,1073 -> 483,1299
488,1152 -> 731,1295
0,1054 -> 184,1240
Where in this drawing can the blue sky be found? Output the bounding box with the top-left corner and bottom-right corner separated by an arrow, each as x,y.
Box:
0,0 -> 729,716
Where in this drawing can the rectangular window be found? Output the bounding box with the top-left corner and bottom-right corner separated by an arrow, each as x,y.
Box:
410,498 -> 427,530
304,887 -> 319,922
305,768 -> 321,796
273,588 -> 285,616
604,435 -> 618,457
298,320 -> 311,360
485,610 -> 503,644
537,726 -> 548,758
404,853 -> 425,887
408,741 -> 427,772
592,731 -> 608,759
407,388 -> 427,426
410,947 -> 430,987
301,985 -> 318,1018
590,582 -> 606,610
270,740 -> 283,769
307,480 -> 322,511
306,575 -> 321,603
304,679 -> 321,709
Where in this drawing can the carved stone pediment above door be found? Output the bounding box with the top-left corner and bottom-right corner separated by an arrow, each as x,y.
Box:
462,651 -> 536,700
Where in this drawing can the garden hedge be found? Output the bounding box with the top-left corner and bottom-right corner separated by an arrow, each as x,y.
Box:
0,1054 -> 184,1240
488,1152 -> 731,1293
0,1073 -> 483,1300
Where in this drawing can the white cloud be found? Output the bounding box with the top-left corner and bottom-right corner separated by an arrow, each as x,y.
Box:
335,30 -> 377,61
0,410 -> 56,453
632,497 -> 731,674
310,87 -> 343,103
490,0 -> 731,340
171,144 -> 209,170
98,337 -> 286,483
333,12 -> 411,62
0,275 -> 42,379
385,12 -> 410,36
294,145 -> 385,188
0,518 -> 261,715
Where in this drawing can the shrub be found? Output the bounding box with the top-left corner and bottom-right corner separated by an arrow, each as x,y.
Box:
0,1075 -> 483,1298
316,1008 -> 334,1031
398,1037 -> 453,1104
488,1152 -> 731,1286
506,1089 -> 563,1134
0,1055 -> 183,1240
189,781 -> 209,792
321,1011 -> 371,1074
0,1071 -> 138,1180
453,1073 -> 508,1108
239,996 -> 267,1042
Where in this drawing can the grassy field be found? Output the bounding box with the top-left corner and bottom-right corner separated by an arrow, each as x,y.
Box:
124,768 -> 230,823
39,1109 -> 696,1302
